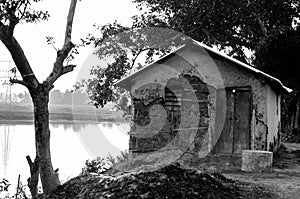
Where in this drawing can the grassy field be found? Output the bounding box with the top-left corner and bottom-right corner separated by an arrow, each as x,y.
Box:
0,104 -> 124,124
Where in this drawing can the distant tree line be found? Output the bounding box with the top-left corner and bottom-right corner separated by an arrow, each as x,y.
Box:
18,89 -> 89,106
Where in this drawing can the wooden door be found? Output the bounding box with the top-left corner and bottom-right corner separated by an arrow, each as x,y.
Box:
214,88 -> 251,154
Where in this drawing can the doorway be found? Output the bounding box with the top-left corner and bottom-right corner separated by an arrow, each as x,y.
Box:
214,87 -> 252,154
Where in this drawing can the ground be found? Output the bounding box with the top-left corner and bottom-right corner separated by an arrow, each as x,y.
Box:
42,163 -> 277,199
224,143 -> 300,199
40,143 -> 300,199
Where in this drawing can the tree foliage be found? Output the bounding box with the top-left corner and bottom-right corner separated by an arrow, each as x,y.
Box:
0,0 -> 49,25
81,150 -> 129,175
134,0 -> 300,62
82,0 -> 300,112
1,178 -> 30,199
255,27 -> 300,90
254,26 -> 300,138
132,0 -> 300,137
78,22 -> 188,109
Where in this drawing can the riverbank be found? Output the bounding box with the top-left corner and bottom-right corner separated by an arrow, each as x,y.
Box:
0,104 -> 125,124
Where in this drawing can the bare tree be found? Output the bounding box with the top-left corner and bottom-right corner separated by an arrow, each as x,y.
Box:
0,0 -> 78,197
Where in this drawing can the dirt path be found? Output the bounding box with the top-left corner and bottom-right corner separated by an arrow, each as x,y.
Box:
224,143 -> 300,199
224,170 -> 300,199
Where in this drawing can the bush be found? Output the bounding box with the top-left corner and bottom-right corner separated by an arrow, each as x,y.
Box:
0,178 -> 30,199
81,150 -> 129,175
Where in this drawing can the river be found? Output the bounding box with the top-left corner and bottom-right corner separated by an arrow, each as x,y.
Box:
0,122 -> 129,194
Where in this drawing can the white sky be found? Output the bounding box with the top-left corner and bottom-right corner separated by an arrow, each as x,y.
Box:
0,0 -> 139,92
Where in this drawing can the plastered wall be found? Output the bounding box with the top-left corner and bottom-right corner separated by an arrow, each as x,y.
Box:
127,45 -> 279,156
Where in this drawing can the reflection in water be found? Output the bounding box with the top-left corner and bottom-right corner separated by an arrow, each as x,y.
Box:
76,123 -> 130,159
101,122 -> 113,129
1,126 -> 12,176
0,122 -> 129,194
51,122 -> 116,132
51,123 -> 89,133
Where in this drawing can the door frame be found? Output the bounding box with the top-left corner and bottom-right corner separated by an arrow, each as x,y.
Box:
214,86 -> 252,154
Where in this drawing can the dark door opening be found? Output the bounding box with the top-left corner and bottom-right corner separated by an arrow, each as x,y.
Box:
214,87 -> 252,154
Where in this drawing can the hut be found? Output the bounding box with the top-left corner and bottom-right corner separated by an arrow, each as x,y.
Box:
116,40 -> 291,170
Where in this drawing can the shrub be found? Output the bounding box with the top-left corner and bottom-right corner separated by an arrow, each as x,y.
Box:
81,150 -> 129,175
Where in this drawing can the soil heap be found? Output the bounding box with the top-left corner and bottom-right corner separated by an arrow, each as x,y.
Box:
42,164 -> 271,199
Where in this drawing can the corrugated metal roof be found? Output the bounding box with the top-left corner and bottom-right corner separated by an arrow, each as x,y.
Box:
116,40 -> 292,93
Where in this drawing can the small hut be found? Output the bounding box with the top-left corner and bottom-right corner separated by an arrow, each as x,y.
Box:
116,40 -> 291,170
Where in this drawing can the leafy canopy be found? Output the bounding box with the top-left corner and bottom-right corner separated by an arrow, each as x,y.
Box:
134,0 -> 300,61
0,0 -> 49,25
80,0 -> 300,112
77,22 -> 188,108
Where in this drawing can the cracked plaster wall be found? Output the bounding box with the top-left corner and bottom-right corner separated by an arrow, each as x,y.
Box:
128,46 -> 280,155
266,85 -> 281,151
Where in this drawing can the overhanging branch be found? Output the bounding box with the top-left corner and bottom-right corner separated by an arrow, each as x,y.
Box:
10,78 -> 28,87
44,0 -> 78,91
130,48 -> 150,69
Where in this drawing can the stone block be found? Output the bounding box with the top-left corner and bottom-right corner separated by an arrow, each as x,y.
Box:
241,150 -> 273,172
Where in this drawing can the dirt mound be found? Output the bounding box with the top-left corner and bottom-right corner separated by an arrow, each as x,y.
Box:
42,164 -> 242,199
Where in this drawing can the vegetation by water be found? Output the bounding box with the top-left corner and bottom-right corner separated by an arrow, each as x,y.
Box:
0,104 -> 124,124
0,178 -> 30,199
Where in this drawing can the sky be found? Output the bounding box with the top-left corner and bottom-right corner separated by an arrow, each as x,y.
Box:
0,0 -> 140,93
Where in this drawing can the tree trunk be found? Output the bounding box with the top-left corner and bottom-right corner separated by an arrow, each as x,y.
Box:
26,155 -> 40,199
30,85 -> 60,195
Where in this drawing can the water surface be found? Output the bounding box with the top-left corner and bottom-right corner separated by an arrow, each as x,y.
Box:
0,122 -> 129,191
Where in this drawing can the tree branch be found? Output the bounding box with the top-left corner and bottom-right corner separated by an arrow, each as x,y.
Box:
252,12 -> 268,38
44,40 -> 75,89
130,48 -> 149,69
0,2 -> 20,38
198,25 -> 254,50
19,0 -> 30,20
62,64 -> 76,75
10,78 -> 28,87
0,36 -> 39,89
65,0 -> 77,44
0,22 -> 7,38
257,17 -> 268,37
44,0 -> 78,90
7,13 -> 19,37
